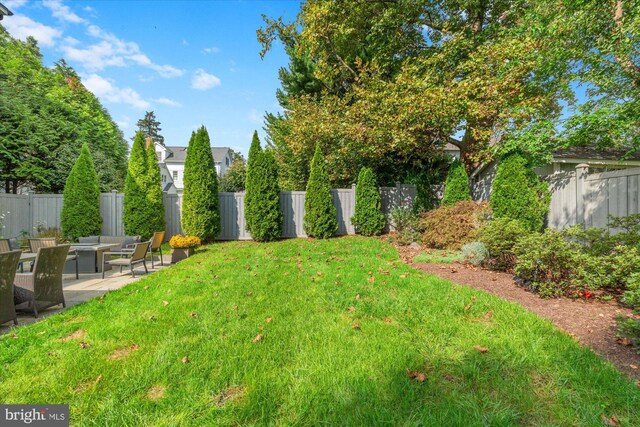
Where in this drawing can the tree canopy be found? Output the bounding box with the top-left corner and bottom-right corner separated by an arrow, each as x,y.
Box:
259,0 -> 640,183
136,111 -> 165,147
0,26 -> 128,193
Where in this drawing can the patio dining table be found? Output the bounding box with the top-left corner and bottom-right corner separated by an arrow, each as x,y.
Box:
64,243 -> 121,274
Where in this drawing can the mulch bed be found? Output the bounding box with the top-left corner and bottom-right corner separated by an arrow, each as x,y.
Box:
396,244 -> 640,381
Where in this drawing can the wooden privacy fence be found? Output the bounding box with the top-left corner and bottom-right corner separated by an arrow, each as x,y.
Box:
473,164 -> 640,230
0,184 -> 416,241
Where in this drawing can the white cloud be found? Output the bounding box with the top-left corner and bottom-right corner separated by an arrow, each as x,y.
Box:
83,74 -> 150,109
248,109 -> 263,124
2,15 -> 62,47
4,0 -> 27,9
58,24 -> 185,78
191,69 -> 221,90
155,97 -> 182,107
202,47 -> 220,54
43,0 -> 86,24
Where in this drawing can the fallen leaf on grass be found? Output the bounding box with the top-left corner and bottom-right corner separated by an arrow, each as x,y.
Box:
316,271 -> 323,276
601,415 -> 619,426
474,345 -> 489,353
463,303 -> 472,312
356,294 -> 361,300
348,306 -> 356,313
471,296 -> 476,302
253,334 -> 263,343
79,341 -> 90,349
352,323 -> 360,330
368,276 -> 375,284
265,317 -> 272,323
37,331 -> 46,336
630,364 -> 638,370
384,316 -> 393,324
181,356 -> 190,363
95,374 -> 103,384
406,368 -> 426,382
163,301 -> 169,306
484,310 -> 493,319
144,286 -> 149,290
191,313 -> 199,319
148,315 -> 155,321
399,274 -> 406,279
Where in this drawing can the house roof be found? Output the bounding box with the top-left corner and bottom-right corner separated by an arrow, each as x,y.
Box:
552,146 -> 640,162
163,146 -> 230,164
0,2 -> 13,19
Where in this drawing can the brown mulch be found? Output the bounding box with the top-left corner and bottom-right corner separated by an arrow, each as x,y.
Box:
396,245 -> 640,380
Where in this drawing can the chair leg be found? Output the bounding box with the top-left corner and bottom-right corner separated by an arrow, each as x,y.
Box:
143,259 -> 148,274
150,247 -> 155,269
33,300 -> 39,318
75,256 -> 79,280
159,247 -> 163,266
131,264 -> 135,278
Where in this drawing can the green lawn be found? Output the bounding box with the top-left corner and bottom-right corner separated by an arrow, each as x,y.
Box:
413,248 -> 464,263
1,237 -> 639,425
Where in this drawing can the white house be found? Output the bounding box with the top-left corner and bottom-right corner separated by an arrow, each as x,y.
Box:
151,141 -> 232,193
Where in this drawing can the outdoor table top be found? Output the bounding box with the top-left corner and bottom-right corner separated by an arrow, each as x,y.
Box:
19,252 -> 37,262
69,243 -> 121,251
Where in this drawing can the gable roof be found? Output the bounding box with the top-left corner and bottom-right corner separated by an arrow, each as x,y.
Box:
552,145 -> 640,162
163,146 -> 230,164
0,3 -> 13,19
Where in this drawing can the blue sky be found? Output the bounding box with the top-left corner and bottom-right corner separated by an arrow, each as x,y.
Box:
2,0 -> 300,156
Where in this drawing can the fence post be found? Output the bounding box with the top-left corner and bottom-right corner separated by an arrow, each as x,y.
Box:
111,190 -> 118,235
575,164 -> 589,227
27,192 -> 33,236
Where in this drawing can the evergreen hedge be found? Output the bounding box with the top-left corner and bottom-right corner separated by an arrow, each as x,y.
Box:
246,150 -> 283,241
123,132 -> 154,240
441,159 -> 471,206
490,152 -> 551,232
61,143 -> 102,240
304,144 -> 337,238
351,167 -> 385,236
244,131 -> 263,233
145,139 -> 166,234
181,126 -> 220,241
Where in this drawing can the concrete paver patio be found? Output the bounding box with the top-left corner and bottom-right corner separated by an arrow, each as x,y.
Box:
1,255 -> 171,334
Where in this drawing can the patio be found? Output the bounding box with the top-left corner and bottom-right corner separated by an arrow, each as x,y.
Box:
0,254 -> 171,334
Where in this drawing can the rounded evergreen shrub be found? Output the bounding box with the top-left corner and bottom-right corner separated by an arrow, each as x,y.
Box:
478,218 -> 529,270
490,153 -> 550,232
351,167 -> 385,236
244,130 -> 263,233
61,143 -> 102,240
246,150 -> 283,241
304,144 -> 338,239
181,126 -> 221,241
461,241 -> 489,266
145,139 -> 166,234
441,159 -> 471,206
124,132 -> 154,240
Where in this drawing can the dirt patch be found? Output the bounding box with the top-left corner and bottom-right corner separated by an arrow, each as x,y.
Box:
59,330 -> 87,342
147,385 -> 166,400
109,343 -> 140,360
211,385 -> 247,407
396,245 -> 640,380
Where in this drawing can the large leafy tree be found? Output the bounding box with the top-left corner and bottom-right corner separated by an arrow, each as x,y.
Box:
136,111 -> 165,146
61,143 -> 102,240
181,126 -> 220,241
0,26 -> 128,193
260,0 -> 639,183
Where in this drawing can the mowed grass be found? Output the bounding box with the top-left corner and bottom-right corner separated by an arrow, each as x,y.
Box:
413,248 -> 464,264
1,237 -> 639,426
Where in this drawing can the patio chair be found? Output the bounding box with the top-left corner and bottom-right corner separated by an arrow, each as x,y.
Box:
28,238 -> 78,280
102,241 -> 151,279
0,238 -> 11,253
14,245 -> 69,317
0,250 -> 22,325
149,231 -> 165,268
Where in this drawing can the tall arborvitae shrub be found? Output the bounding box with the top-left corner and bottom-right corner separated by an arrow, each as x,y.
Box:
244,131 -> 263,233
490,152 -> 551,232
124,131 -> 154,240
351,167 -> 385,236
304,144 -> 337,238
61,143 -> 102,240
181,126 -> 220,241
246,150 -> 283,241
145,138 -> 166,234
441,159 -> 471,206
